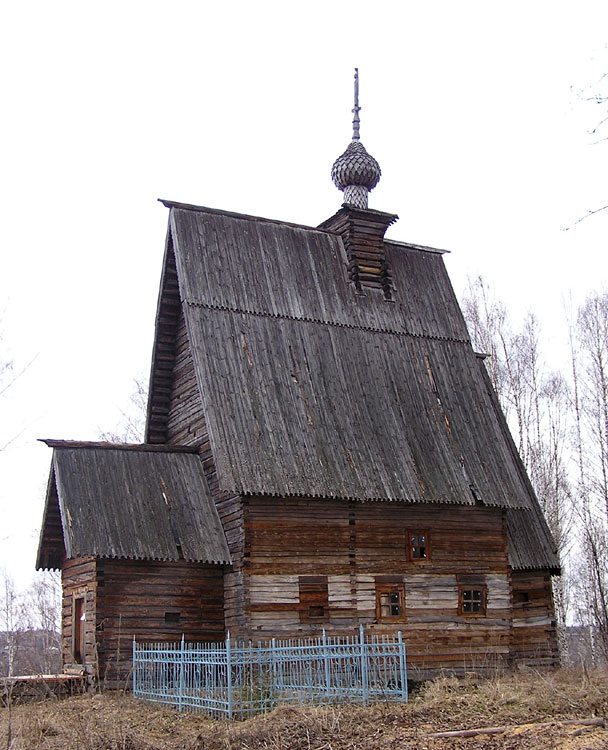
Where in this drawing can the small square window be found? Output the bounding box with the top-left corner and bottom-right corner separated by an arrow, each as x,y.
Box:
458,586 -> 486,616
375,584 -> 405,621
165,612 -> 181,624
407,530 -> 430,561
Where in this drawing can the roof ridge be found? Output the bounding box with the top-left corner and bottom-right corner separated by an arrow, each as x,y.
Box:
384,239 -> 450,255
40,439 -> 199,453
160,200 -> 447,255
159,199 -> 335,235
184,300 -> 471,345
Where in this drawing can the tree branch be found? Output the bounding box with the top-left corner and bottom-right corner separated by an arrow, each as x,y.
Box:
562,204 -> 608,231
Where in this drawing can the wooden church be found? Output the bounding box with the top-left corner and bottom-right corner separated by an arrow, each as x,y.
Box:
37,72 -> 560,686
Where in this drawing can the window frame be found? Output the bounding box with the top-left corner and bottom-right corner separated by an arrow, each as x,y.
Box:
407,530 -> 430,562
458,584 -> 487,617
375,583 -> 406,622
72,594 -> 86,664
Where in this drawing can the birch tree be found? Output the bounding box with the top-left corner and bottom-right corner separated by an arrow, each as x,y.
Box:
0,571 -> 24,678
99,376 -> 148,443
462,277 -> 572,640
22,572 -> 62,675
570,291 -> 608,659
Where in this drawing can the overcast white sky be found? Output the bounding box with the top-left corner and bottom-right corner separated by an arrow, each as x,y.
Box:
1,1 -> 607,589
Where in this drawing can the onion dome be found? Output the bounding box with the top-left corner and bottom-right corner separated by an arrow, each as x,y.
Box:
331,141 -> 381,190
331,69 -> 381,209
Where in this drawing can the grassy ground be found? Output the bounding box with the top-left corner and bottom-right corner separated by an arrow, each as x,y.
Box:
1,668 -> 608,749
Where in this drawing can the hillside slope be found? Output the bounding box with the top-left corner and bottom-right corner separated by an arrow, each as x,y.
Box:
1,669 -> 607,749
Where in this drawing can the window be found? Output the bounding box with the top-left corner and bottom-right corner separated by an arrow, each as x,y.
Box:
407,531 -> 430,561
307,606 -> 325,618
165,612 -> 181,624
299,576 -> 329,623
73,596 -> 85,664
458,585 -> 487,616
375,583 -> 405,622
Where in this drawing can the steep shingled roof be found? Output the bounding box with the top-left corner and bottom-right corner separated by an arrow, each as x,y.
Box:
36,442 -> 231,569
148,203 -> 539,511
473,361 -> 560,572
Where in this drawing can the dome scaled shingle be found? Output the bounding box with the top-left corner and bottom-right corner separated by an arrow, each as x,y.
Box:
331,140 -> 381,192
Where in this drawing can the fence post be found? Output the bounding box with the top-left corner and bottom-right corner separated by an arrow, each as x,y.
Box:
132,637 -> 137,696
322,629 -> 330,700
257,640 -> 263,711
271,637 -> 277,704
178,634 -> 185,713
226,631 -> 233,719
359,624 -> 368,706
398,631 -> 407,701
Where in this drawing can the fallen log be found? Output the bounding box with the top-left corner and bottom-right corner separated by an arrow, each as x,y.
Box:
429,716 -> 606,739
430,726 -> 507,739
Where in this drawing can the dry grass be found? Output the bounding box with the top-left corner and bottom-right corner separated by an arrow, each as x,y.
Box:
1,668 -> 608,749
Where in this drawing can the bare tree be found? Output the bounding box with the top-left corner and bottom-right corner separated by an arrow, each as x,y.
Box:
462,279 -> 547,465
576,293 -> 608,518
0,324 -> 15,454
569,291 -> 608,661
0,346 -> 13,399
461,276 -> 509,399
0,317 -> 36,453
585,69 -> 608,144
462,277 -> 573,645
535,372 -> 574,640
22,572 -> 62,675
0,570 -> 62,679
99,376 -> 148,443
564,55 -> 608,229
0,571 -> 24,678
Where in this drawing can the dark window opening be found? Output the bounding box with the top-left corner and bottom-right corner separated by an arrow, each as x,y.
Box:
299,576 -> 329,623
73,596 -> 85,664
458,586 -> 487,616
165,612 -> 181,624
514,591 -> 530,604
408,531 -> 429,561
376,583 -> 405,621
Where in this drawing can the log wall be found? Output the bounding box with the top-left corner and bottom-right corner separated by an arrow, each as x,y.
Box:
511,570 -> 558,667
243,497 -> 557,674
158,308 -> 558,671
95,559 -> 225,689
166,306 -> 208,445
61,557 -> 97,681
62,557 -> 225,689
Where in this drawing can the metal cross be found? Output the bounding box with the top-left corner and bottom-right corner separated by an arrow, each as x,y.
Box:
352,68 -> 361,140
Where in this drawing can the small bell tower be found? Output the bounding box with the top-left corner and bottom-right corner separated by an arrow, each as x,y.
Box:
321,69 -> 398,299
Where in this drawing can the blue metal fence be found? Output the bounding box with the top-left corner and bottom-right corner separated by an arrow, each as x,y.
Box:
133,626 -> 407,718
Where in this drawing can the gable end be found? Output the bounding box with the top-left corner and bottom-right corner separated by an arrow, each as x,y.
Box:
146,229 -> 181,444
